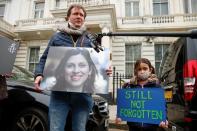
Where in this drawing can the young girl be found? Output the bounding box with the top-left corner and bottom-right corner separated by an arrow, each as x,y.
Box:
116,58 -> 168,131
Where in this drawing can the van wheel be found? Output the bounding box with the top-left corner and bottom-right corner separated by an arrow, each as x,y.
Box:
11,107 -> 48,131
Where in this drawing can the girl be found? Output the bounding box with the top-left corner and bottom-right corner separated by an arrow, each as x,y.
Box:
116,58 -> 168,131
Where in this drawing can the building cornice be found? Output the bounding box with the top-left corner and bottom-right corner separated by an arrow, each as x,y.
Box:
0,19 -> 16,39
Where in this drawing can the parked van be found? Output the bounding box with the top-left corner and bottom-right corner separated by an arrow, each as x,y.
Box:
159,37 -> 197,131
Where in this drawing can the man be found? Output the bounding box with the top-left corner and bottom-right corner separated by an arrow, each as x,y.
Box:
34,4 -> 111,131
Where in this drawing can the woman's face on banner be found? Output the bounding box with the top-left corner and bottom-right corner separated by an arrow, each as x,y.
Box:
64,54 -> 91,88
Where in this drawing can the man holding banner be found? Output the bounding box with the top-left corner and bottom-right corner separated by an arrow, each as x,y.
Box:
116,58 -> 168,131
34,4 -> 111,131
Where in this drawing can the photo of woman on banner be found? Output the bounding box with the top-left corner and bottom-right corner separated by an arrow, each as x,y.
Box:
54,48 -> 98,93
41,47 -> 109,94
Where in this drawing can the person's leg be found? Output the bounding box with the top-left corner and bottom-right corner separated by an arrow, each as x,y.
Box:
49,91 -> 70,131
71,93 -> 93,131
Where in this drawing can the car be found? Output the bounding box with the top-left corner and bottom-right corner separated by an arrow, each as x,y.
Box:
159,37 -> 197,131
0,66 -> 109,131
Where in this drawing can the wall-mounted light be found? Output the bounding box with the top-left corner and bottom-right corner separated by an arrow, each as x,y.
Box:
36,31 -> 41,35
145,36 -> 155,43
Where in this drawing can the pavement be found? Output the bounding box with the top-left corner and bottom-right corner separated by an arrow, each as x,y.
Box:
108,105 -> 128,131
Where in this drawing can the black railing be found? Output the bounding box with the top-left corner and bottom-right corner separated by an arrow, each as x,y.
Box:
112,67 -> 132,103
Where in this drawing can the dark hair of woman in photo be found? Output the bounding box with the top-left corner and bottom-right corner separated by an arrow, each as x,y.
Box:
55,48 -> 98,93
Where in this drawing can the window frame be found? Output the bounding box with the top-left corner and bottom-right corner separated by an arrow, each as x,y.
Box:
183,0 -> 197,14
125,43 -> 142,75
34,2 -> 45,19
153,0 -> 169,16
55,0 -> 60,8
125,0 -> 140,17
0,4 -> 5,18
28,47 -> 40,73
154,43 -> 169,75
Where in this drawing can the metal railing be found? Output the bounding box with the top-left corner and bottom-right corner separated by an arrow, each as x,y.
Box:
15,18 -> 65,27
121,13 -> 197,24
112,67 -> 132,103
15,13 -> 197,31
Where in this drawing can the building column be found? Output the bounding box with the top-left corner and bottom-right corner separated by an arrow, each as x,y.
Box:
99,23 -> 111,48
50,0 -> 55,10
141,39 -> 155,67
99,23 -> 113,94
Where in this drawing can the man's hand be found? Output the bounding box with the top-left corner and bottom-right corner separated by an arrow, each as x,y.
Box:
106,66 -> 112,76
115,118 -> 122,124
34,76 -> 43,91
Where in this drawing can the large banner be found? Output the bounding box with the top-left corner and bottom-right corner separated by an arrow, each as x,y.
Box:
0,36 -> 19,75
117,88 -> 166,124
41,47 -> 110,94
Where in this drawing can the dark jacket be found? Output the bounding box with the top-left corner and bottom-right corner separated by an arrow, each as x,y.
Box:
123,81 -> 161,89
35,31 -> 92,77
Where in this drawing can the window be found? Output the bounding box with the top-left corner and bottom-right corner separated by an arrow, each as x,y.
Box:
154,44 -> 169,75
28,47 -> 40,73
125,44 -> 141,75
184,0 -> 197,13
153,0 -> 168,16
125,0 -> 139,17
0,4 -> 5,18
184,0 -> 189,13
34,2 -> 44,18
56,0 -> 60,8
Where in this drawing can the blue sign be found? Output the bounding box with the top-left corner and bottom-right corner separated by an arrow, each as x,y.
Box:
117,88 -> 166,125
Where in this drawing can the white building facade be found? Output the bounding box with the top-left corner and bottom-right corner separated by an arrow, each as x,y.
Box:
1,0 -> 197,89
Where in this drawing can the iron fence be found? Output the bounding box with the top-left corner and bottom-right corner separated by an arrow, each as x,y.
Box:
111,67 -> 132,103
